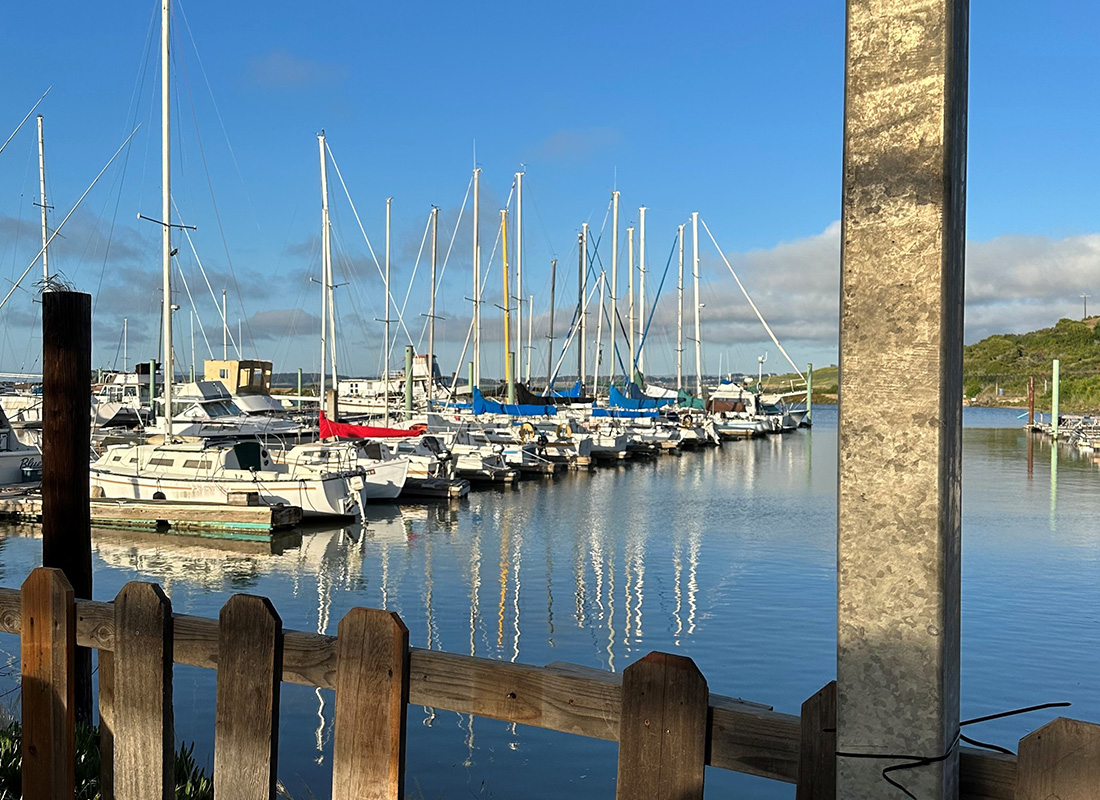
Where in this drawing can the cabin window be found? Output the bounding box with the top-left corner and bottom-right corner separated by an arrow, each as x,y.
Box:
183,459 -> 204,469
219,368 -> 228,379
129,457 -> 138,464
111,454 -> 122,462
233,441 -> 263,471
148,458 -> 175,467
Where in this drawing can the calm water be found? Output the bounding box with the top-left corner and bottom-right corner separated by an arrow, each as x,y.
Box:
1,405 -> 1098,798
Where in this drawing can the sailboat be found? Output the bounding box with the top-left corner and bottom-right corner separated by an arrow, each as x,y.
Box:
90,0 -> 362,518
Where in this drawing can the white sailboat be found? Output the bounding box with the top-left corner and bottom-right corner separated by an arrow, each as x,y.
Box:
90,0 -> 360,518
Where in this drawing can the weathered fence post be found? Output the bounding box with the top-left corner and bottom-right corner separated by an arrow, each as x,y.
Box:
99,649 -> 115,800
41,289 -> 93,724
1016,717 -> 1100,800
797,681 -> 836,800
332,607 -> 409,800
837,0 -> 969,796
20,567 -> 75,800
615,652 -> 708,800
113,582 -> 174,800
215,594 -> 284,800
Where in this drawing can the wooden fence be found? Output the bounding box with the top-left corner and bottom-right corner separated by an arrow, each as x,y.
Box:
2,567 -> 1098,799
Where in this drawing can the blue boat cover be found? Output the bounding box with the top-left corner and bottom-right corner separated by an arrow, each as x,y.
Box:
550,379 -> 585,398
609,384 -> 674,409
472,388 -> 556,417
592,407 -> 659,418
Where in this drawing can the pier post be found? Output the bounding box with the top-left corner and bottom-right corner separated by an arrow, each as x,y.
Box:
42,290 -> 93,725
1028,376 -> 1035,427
837,0 -> 968,797
806,363 -> 813,422
1051,359 -> 1060,439
404,345 -> 414,420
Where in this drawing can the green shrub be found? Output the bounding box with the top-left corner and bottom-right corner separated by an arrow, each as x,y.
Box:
0,721 -> 212,800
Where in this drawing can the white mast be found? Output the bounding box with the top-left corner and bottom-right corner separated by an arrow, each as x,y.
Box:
677,223 -> 685,391
36,115 -> 49,284
221,288 -> 227,360
526,294 -> 534,385
515,170 -> 523,374
608,190 -> 619,387
472,166 -> 481,389
692,211 -> 702,398
627,225 -> 635,383
161,0 -> 174,429
580,223 -> 588,382
123,318 -> 128,370
318,133 -> 329,404
638,206 -> 647,377
428,205 -> 438,404
384,197 -> 391,424
321,138 -> 337,392
190,309 -> 195,378
591,271 -> 605,396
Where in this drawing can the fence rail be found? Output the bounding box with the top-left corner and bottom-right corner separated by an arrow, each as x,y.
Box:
1,568 -> 1096,799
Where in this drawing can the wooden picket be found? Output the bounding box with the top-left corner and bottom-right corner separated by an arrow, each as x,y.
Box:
3,570 -> 1098,799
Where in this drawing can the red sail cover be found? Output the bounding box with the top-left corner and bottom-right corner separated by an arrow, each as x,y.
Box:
319,411 -> 423,439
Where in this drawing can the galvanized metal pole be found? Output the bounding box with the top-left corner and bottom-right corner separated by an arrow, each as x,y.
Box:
837,0 -> 968,796
1052,359 -> 1060,439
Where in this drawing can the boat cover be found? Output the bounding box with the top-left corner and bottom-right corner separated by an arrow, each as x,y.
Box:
609,384 -> 675,409
472,388 -> 557,417
677,390 -> 706,410
319,411 -> 423,439
516,382 -> 592,406
591,407 -> 659,419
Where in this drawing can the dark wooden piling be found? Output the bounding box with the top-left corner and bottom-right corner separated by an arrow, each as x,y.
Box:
41,289 -> 93,725
1028,376 -> 1035,427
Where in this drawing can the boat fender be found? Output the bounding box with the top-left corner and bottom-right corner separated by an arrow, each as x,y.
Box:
519,421 -> 537,442
556,423 -> 572,440
681,413 -> 693,428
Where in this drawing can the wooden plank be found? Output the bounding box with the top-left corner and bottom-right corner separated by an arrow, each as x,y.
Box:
1017,717 -> 1100,800
708,697 -> 801,783
20,567 -> 75,800
960,747 -> 1016,800
113,582 -> 174,800
616,652 -> 708,800
99,650 -> 116,800
215,595 -> 283,800
332,608 -> 409,800
796,681 -> 836,800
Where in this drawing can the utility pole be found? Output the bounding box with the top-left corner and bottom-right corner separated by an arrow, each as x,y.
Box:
1081,294 -> 1090,319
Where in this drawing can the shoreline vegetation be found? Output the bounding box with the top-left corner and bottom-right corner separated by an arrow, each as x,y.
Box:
762,317 -> 1100,415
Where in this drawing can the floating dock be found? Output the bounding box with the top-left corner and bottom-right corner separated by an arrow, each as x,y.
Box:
0,493 -> 302,541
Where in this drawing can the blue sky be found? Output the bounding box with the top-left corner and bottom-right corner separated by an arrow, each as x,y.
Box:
1,1 -> 1097,381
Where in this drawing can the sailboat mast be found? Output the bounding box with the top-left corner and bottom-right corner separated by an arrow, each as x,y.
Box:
526,294 -> 533,385
515,171 -> 523,374
591,271 -> 604,396
36,115 -> 49,284
317,133 -> 329,405
577,229 -> 585,383
608,190 -> 619,387
123,318 -> 128,369
429,205 -> 438,404
677,223 -> 685,391
627,226 -> 635,382
501,209 -> 514,404
546,258 -> 556,391
472,166 -> 481,389
692,211 -> 702,398
384,197 -> 391,424
638,206 -> 647,378
222,289 -> 227,360
161,0 -> 174,428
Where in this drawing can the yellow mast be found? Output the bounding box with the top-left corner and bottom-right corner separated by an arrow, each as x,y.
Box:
501,209 -> 515,404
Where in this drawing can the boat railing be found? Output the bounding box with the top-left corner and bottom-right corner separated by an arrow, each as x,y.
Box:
4,566 -> 1095,799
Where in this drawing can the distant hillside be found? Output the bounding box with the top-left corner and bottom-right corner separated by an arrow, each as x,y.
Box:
963,317 -> 1100,411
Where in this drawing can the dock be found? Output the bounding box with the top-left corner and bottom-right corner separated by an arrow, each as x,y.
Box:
0,493 -> 302,540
